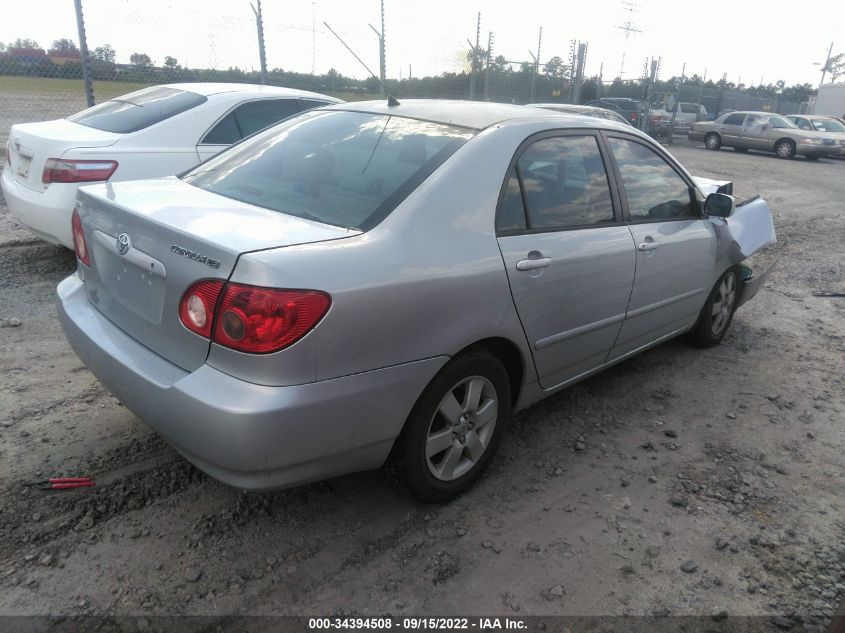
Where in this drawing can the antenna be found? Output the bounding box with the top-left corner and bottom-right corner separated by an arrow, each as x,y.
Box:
323,21 -> 400,106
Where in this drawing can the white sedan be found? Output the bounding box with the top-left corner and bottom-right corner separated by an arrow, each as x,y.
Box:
1,83 -> 341,248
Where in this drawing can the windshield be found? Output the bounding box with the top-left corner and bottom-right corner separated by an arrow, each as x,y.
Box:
769,115 -> 796,129
813,118 -> 845,133
182,110 -> 475,231
67,86 -> 207,133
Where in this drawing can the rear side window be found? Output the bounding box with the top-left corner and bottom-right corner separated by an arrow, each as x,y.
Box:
723,113 -> 746,125
680,103 -> 697,114
183,110 -> 474,231
608,137 -> 694,221
202,99 -> 302,145
510,135 -> 614,230
67,86 -> 207,133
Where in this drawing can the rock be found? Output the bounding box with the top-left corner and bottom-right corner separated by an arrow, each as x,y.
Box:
74,513 -> 95,532
481,541 -> 493,549
711,609 -> 728,622
680,560 -> 698,573
772,616 -> 794,629
39,554 -> 54,566
574,439 -> 586,451
670,496 -> 688,508
715,537 -> 729,550
648,476 -> 658,483
548,584 -> 565,597
663,429 -> 678,438
184,567 -> 202,582
620,479 -> 630,488
619,564 -> 636,575
726,412 -> 737,420
0,317 -> 22,328
455,526 -> 467,537
807,431 -> 815,439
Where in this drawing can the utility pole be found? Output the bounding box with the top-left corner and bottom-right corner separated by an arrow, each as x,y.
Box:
616,1 -> 641,78
380,0 -> 386,90
597,61 -> 603,99
250,0 -> 268,84
311,2 -> 316,75
484,31 -> 494,101
530,26 -> 542,104
369,23 -> 384,96
369,1 -> 387,97
818,41 -> 835,89
468,12 -> 481,101
73,0 -> 94,107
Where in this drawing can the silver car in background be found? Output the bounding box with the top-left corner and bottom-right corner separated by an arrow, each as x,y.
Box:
689,111 -> 838,160
58,100 -> 776,501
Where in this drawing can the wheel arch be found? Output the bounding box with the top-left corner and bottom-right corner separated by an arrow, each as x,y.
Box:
774,137 -> 795,151
455,337 -> 525,408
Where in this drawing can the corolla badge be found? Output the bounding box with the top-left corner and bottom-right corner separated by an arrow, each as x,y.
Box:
116,233 -> 131,256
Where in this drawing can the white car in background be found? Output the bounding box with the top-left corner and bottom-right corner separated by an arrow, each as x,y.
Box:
2,83 -> 341,248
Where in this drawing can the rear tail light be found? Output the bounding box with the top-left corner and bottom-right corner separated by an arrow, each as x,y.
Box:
179,282 -> 331,354
71,208 -> 90,266
631,112 -> 638,122
179,280 -> 225,338
42,159 -> 118,184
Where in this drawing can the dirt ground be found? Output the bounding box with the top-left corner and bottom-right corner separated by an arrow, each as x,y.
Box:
1,145 -> 844,631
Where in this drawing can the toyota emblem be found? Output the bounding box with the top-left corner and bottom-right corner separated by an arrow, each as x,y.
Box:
116,233 -> 131,256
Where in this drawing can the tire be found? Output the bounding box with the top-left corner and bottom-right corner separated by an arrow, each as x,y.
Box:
704,133 -> 722,150
686,268 -> 741,348
734,147 -> 749,153
805,155 -> 821,161
774,139 -> 796,159
388,350 -> 511,502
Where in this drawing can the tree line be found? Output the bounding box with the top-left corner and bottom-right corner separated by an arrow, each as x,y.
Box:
0,36 -> 828,107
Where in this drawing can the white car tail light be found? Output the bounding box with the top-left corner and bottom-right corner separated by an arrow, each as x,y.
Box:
42,158 -> 118,184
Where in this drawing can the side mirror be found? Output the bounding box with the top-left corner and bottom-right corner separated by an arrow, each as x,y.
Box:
704,192 -> 736,218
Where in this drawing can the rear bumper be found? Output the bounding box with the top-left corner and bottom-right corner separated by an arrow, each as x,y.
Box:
56,275 -> 447,490
1,167 -> 77,248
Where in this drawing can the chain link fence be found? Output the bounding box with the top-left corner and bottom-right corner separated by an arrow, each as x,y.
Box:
0,0 -> 816,153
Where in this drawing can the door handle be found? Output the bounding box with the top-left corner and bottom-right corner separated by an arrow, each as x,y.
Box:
637,241 -> 660,251
516,257 -> 552,271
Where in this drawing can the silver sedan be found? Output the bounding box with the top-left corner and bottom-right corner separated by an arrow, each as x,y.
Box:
57,100 -> 777,500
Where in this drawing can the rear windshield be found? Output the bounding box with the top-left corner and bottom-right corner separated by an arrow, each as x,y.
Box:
67,86 -> 207,133
182,110 -> 475,231
813,118 -> 845,133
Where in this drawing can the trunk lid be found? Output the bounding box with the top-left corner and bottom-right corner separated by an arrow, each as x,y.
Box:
76,177 -> 356,371
7,119 -> 121,192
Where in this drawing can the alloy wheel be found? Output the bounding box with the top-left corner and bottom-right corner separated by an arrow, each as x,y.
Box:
711,274 -> 737,336
425,375 -> 498,481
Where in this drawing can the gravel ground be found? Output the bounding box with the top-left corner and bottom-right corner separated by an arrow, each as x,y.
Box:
0,145 -> 844,631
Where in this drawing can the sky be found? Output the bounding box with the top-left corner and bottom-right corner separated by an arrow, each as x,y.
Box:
2,0 -> 843,87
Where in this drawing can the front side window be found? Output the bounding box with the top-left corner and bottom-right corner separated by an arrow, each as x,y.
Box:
512,135 -> 615,230
723,113 -> 746,126
184,111 -> 474,230
68,86 -> 207,134
608,137 -> 694,221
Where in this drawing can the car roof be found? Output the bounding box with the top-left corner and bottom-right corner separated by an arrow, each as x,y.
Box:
159,82 -> 341,101
321,99 -> 619,130
527,103 -> 603,114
